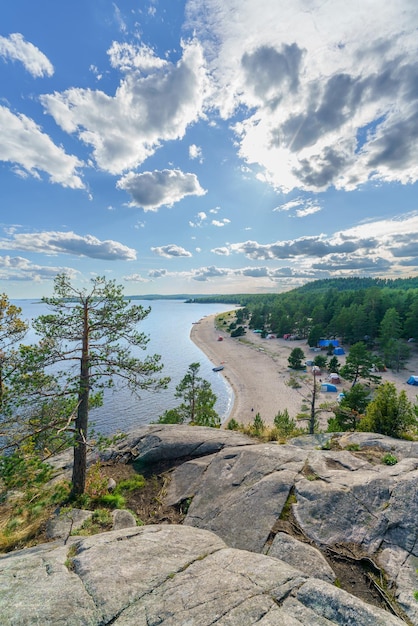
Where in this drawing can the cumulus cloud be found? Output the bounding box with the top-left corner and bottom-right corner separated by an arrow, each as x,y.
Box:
186,0 -> 418,192
0,231 -> 136,261
192,265 -> 230,281
189,211 -> 207,227
117,169 -> 206,211
0,255 -> 78,282
40,39 -> 208,174
0,106 -> 85,189
189,143 -> 203,161
148,269 -> 168,278
0,33 -> 54,77
212,218 -> 231,227
210,212 -> 418,276
107,41 -> 167,73
122,273 -> 149,283
151,244 -> 192,258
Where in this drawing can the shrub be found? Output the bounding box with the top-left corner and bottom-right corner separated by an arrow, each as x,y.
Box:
274,409 -> 297,438
85,462 -> 109,499
382,453 -> 398,465
115,475 -> 145,493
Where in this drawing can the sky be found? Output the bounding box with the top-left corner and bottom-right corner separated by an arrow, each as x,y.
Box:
1,0 -> 418,299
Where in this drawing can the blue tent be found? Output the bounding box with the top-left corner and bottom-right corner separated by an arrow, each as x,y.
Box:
407,376 -> 418,385
319,339 -> 339,348
333,347 -> 345,355
321,383 -> 338,392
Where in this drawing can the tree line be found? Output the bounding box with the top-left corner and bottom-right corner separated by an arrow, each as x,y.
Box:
218,278 -> 418,371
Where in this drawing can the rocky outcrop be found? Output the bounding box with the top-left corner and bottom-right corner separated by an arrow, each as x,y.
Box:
0,525 -> 407,626
160,430 -> 418,624
2,426 -> 418,625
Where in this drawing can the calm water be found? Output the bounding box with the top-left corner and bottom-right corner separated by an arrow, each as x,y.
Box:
12,299 -> 235,436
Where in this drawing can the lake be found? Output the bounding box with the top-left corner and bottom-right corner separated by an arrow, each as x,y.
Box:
11,299 -> 235,436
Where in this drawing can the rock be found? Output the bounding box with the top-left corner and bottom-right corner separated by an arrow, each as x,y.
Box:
0,525 -> 407,625
100,423 -> 256,465
266,532 -> 336,583
107,477 -> 117,491
112,508 -> 137,530
163,428 -> 418,623
168,443 -> 307,552
46,508 -> 93,540
10,425 -> 418,624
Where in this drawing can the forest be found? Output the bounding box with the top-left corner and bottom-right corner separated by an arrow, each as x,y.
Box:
192,277 -> 418,365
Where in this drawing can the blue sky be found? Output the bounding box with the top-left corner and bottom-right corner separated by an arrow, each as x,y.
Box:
1,0 -> 418,298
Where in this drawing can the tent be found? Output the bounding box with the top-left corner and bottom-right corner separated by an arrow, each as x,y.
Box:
333,347 -> 345,355
319,339 -> 339,348
407,376 -> 418,386
329,373 -> 341,383
321,383 -> 338,392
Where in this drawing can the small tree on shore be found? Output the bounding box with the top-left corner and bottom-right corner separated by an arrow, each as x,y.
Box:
360,382 -> 418,438
288,347 -> 305,370
340,342 -> 381,387
158,362 -> 220,427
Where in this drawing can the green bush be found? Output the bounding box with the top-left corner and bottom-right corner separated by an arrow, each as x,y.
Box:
97,493 -> 126,508
382,453 -> 398,465
115,475 -> 145,493
0,451 -> 53,489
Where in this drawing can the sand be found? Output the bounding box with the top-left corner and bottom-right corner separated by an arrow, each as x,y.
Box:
190,313 -> 418,429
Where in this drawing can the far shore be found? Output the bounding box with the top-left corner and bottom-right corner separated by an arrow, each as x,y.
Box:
190,313 -> 418,429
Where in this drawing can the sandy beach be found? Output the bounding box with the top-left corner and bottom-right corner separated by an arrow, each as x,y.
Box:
190,313 -> 418,429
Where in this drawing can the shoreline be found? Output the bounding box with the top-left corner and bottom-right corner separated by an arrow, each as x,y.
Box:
190,314 -> 305,426
190,313 -> 418,430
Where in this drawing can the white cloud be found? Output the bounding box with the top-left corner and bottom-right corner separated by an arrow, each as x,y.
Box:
0,231 -> 136,261
212,212 -> 418,277
151,244 -> 193,258
40,39 -> 209,174
0,106 -> 85,189
0,255 -> 79,282
107,41 -> 167,72
0,33 -> 54,78
189,143 -> 203,161
123,273 -> 149,283
295,203 -> 321,218
186,0 -> 418,192
212,218 -> 230,227
117,169 -> 206,211
189,211 -> 207,227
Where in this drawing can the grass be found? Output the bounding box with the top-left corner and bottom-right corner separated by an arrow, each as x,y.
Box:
71,509 -> 113,536
0,456 -> 148,553
0,479 -> 71,552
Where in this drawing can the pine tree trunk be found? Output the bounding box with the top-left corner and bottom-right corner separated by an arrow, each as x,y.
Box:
71,302 -> 90,496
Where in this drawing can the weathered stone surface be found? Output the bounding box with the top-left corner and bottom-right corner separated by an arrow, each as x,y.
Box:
46,508 -> 93,540
168,443 -> 307,552
163,428 -> 418,623
293,578 -> 404,625
6,426 -> 418,624
101,423 -> 256,465
266,532 -> 336,583
0,526 -> 407,626
112,508 -> 137,530
47,425 -> 254,477
293,453 -> 418,554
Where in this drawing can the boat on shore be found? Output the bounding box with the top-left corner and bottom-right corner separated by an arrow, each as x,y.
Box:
212,365 -> 224,372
